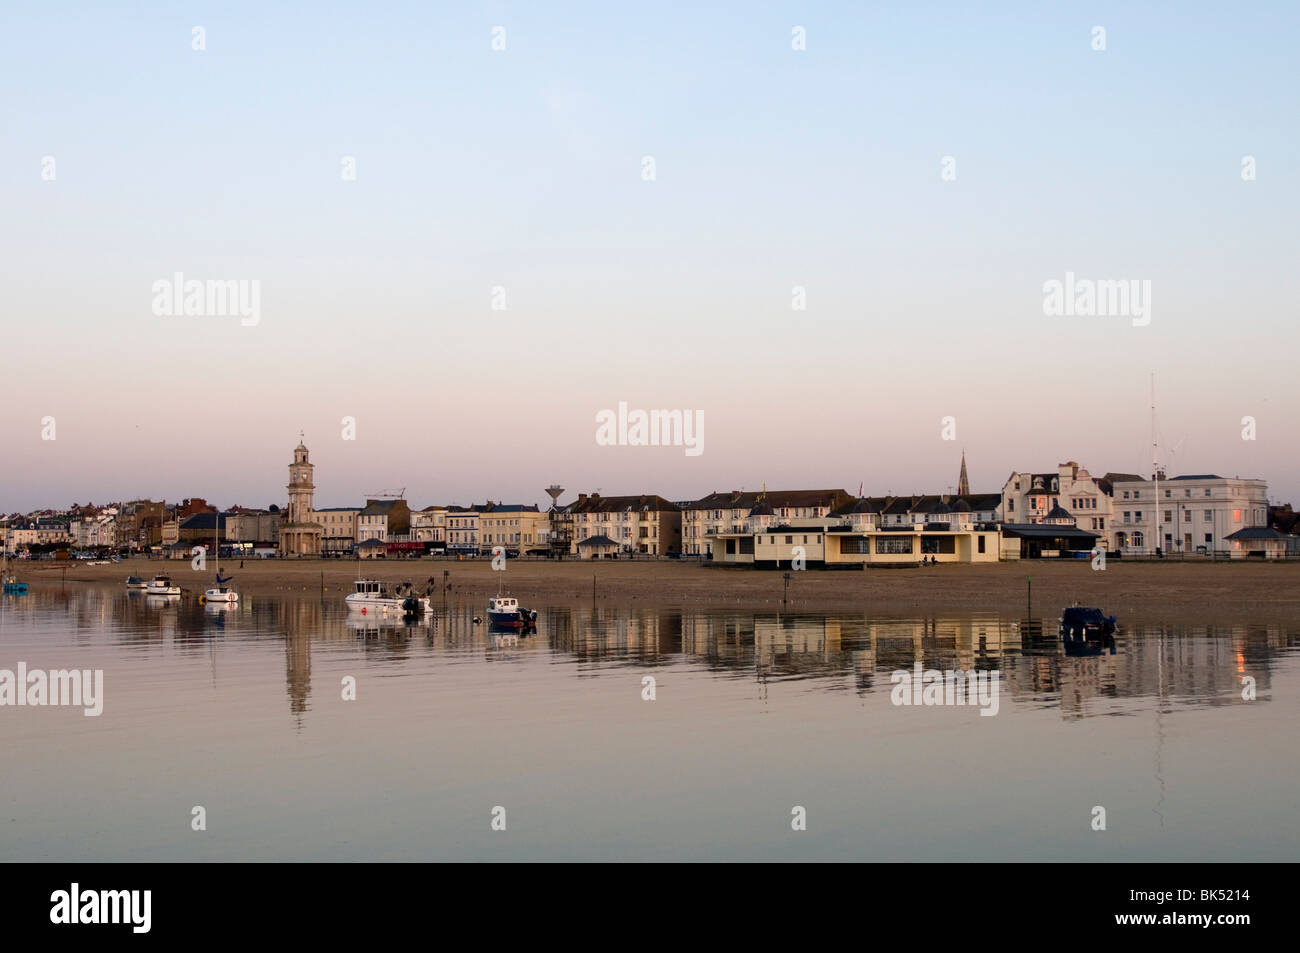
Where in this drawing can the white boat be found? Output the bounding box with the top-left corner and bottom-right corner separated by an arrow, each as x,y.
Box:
345,579 -> 432,615
203,510 -> 239,604
146,575 -> 181,596
203,585 -> 239,603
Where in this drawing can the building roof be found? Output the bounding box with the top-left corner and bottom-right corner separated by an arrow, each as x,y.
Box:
360,500 -> 401,516
1225,527 -> 1288,540
1045,503 -> 1075,521
356,538 -> 387,548
577,534 -> 619,547
1000,523 -> 1098,539
178,513 -> 227,530
684,489 -> 850,512
829,497 -> 885,516
568,493 -> 680,514
1170,474 -> 1224,481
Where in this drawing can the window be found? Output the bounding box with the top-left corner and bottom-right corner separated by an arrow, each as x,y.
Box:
1205,489 -> 1211,497
876,536 -> 913,555
1233,509 -> 1241,522
1205,534 -> 1212,544
785,536 -> 793,544
1164,511 -> 1172,523
921,536 -> 955,555
977,536 -> 986,554
1204,510 -> 1212,521
1185,489 -> 1191,497
1123,491 -> 1129,499
1132,531 -> 1145,549
1165,490 -> 1171,498
1123,512 -> 1131,523
1183,510 -> 1190,522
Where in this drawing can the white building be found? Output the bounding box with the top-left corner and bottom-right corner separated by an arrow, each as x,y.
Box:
1108,473 -> 1269,555
411,506 -> 447,547
445,506 -> 482,553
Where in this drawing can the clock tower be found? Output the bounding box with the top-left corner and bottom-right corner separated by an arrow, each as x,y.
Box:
280,436 -> 323,556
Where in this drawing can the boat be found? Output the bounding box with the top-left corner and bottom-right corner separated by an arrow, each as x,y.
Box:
3,549 -> 27,594
1059,606 -> 1117,639
125,575 -> 147,589
200,510 -> 239,604
345,579 -> 431,616
203,585 -> 239,603
487,595 -> 538,629
145,575 -> 181,596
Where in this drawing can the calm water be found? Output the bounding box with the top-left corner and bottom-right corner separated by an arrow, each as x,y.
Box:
2,585 -> 1297,861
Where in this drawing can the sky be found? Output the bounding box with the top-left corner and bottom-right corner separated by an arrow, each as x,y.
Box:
2,1 -> 1297,512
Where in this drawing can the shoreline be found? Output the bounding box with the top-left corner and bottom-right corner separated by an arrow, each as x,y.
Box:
14,557 -> 1300,624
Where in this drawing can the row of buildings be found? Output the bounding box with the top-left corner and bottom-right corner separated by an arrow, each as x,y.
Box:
3,442 -> 1295,564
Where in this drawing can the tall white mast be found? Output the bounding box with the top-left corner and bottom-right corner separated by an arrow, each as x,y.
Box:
1151,372 -> 1160,555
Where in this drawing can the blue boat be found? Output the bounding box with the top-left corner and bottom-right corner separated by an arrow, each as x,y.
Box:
487,596 -> 537,629
1059,606 -> 1116,655
3,576 -> 28,595
1059,606 -> 1117,639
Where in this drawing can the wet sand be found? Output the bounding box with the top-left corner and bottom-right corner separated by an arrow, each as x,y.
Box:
17,556 -> 1300,623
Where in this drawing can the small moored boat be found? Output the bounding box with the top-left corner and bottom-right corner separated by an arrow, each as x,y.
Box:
487,596 -> 538,629
1059,606 -> 1116,639
3,551 -> 28,594
125,575 -> 147,589
146,575 -> 181,596
203,585 -> 239,603
345,579 -> 432,615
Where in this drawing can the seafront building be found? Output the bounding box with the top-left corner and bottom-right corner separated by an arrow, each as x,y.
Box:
445,505 -> 486,554
411,506 -> 447,549
1107,473 -> 1269,555
1000,461 -> 1134,536
479,504 -> 548,554
357,499 -> 412,547
707,494 -> 1002,567
557,493 -> 682,557
313,507 -> 360,555
681,489 -> 852,556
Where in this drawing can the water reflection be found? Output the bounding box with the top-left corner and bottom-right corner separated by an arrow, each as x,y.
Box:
2,586 -> 1292,725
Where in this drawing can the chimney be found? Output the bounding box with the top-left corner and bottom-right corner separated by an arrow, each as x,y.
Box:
577,494 -> 587,503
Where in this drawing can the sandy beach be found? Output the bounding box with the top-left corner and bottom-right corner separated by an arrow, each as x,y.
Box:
15,556 -> 1300,623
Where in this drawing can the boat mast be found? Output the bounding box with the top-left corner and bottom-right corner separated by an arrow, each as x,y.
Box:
1151,372 -> 1159,555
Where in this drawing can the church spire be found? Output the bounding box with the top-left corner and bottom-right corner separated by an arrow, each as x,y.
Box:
957,451 -> 970,496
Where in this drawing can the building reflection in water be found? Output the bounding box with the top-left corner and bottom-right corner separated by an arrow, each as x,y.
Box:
6,586 -> 1295,725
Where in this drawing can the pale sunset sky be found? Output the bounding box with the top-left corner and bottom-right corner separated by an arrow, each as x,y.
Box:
2,2 -> 1297,512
